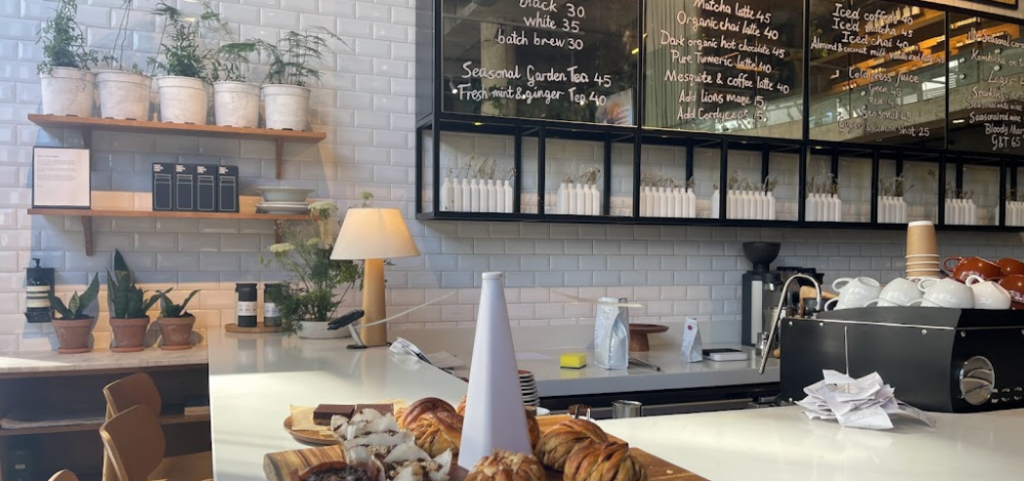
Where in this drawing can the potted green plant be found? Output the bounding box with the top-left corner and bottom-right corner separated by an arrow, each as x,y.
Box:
96,0 -> 152,120
262,201 -> 362,338
211,41 -> 260,128
221,29 -> 348,131
49,274 -> 100,354
149,0 -> 227,124
107,250 -> 161,353
155,288 -> 200,350
37,0 -> 98,117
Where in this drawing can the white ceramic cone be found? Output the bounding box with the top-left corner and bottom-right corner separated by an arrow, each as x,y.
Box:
458,272 -> 532,469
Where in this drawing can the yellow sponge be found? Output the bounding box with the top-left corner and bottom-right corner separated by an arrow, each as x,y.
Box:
560,352 -> 587,369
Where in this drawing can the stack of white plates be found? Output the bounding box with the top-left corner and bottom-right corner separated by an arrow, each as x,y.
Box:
256,187 -> 314,214
519,370 -> 539,407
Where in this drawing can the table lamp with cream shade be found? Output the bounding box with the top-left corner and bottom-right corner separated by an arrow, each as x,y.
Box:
331,208 -> 420,348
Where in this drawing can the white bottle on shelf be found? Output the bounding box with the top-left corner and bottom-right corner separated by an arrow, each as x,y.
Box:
470,178 -> 481,212
645,186 -> 655,217
655,187 -> 666,217
726,190 -> 735,219
441,175 -> 452,212
583,184 -> 594,216
672,188 -> 683,218
503,180 -> 513,213
496,180 -> 506,214
755,191 -> 765,220
745,191 -> 755,219
968,199 -> 978,225
767,191 -> 776,220
711,189 -> 720,218
575,183 -> 586,215
639,186 -> 646,216
460,178 -> 470,212
833,194 -> 842,222
557,182 -> 567,214
807,194 -> 817,222
485,179 -> 496,212
590,184 -> 600,215
566,183 -> 577,215
687,187 -> 697,218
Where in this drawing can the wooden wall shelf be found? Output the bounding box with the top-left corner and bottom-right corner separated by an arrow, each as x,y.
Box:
0,413 -> 210,437
28,114 -> 327,179
28,208 -> 309,256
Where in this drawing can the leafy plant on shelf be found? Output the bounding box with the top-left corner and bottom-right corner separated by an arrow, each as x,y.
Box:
149,0 -> 229,81
37,0 -> 98,75
262,202 -> 362,334
50,274 -> 100,321
220,28 -> 349,87
156,288 -> 200,318
107,250 -> 161,319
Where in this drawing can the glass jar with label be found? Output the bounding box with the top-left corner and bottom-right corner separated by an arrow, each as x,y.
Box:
263,283 -> 282,328
25,258 -> 52,323
235,283 -> 258,328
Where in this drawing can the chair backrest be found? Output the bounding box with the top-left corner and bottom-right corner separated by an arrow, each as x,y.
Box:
100,405 -> 166,481
103,372 -> 161,419
48,470 -> 80,481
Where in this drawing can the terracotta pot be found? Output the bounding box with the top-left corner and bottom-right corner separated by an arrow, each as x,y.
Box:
943,256 -> 1002,282
997,258 -> 1024,277
53,317 -> 95,354
158,316 -> 195,350
110,317 -> 150,353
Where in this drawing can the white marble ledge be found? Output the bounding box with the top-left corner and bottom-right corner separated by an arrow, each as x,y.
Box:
0,345 -> 208,377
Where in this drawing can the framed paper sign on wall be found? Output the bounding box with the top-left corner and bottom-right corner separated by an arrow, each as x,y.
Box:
32,147 -> 91,208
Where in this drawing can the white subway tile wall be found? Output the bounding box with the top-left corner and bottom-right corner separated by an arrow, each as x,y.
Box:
2,0 -> 1023,351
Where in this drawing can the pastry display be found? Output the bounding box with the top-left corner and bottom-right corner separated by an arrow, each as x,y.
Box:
464,450 -> 546,481
398,397 -> 457,429
331,409 -> 402,442
380,443 -> 452,481
563,442 -> 647,481
295,449 -> 384,481
534,419 -> 609,471
408,410 -> 463,456
342,431 -> 415,460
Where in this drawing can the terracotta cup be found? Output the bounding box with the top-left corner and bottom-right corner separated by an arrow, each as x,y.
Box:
906,221 -> 938,256
997,258 -> 1024,277
999,275 -> 1024,304
943,256 -> 1002,282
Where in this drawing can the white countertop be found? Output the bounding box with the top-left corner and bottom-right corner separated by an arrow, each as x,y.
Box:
598,406 -> 1024,481
399,326 -> 779,397
207,329 -> 1024,481
0,344 -> 208,377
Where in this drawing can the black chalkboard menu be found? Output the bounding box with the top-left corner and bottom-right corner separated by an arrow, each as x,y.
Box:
807,0 -> 947,146
441,0 -> 639,124
643,0 -> 804,138
948,13 -> 1024,154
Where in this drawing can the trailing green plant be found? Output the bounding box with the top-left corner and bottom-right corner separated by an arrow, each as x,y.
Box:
37,0 -> 98,74
50,274 -> 100,321
220,28 -> 349,87
156,288 -> 200,318
107,249 -> 161,319
261,202 -> 362,334
149,0 -> 229,81
102,0 -> 143,73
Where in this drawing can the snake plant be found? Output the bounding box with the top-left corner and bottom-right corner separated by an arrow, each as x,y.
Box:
156,288 -> 200,318
108,249 -> 161,319
50,274 -> 100,320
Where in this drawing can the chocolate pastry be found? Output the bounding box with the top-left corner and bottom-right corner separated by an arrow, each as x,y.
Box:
563,442 -> 646,481
409,410 -> 463,456
464,450 -> 545,481
355,404 -> 394,416
314,404 -> 355,426
533,419 -> 609,471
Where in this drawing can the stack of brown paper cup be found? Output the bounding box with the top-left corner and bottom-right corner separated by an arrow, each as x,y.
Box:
906,220 -> 940,278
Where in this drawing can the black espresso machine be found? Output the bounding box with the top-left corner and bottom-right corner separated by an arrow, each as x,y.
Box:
779,306 -> 1024,412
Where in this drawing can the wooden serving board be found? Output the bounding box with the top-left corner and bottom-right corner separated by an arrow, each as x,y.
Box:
264,415 -> 707,481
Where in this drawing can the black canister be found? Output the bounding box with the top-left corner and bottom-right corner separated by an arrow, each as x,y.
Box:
235,283 -> 258,327
263,283 -> 282,328
25,258 -> 54,323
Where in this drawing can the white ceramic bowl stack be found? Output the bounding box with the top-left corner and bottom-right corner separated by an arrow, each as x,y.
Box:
256,187 -> 314,214
519,370 -> 539,407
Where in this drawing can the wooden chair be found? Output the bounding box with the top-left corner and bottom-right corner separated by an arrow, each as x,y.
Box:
103,372 -> 162,418
100,405 -> 212,481
49,470 -> 80,481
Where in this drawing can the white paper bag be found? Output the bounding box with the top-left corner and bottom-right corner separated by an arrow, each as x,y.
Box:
594,297 -> 629,370
681,317 -> 703,363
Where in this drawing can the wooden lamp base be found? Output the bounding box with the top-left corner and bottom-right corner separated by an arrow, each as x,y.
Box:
354,258 -> 388,348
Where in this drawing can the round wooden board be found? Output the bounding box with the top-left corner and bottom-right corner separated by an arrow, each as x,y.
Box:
225,323 -> 282,333
283,415 -> 338,446
628,323 -> 669,352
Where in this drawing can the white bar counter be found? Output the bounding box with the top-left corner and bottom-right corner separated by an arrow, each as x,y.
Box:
207,330 -> 1024,481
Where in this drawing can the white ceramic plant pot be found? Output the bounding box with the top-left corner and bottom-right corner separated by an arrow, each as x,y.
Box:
297,320 -> 350,339
213,81 -> 260,128
40,67 -> 95,117
156,76 -> 208,124
95,71 -> 151,120
263,84 -> 310,131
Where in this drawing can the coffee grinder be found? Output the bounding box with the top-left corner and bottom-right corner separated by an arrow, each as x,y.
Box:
741,242 -> 783,347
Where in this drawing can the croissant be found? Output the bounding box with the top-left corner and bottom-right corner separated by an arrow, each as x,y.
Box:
398,397 -> 457,430
455,396 -> 467,416
409,410 -> 463,456
524,408 -> 540,448
465,450 -> 546,481
563,442 -> 646,481
534,419 -> 609,472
